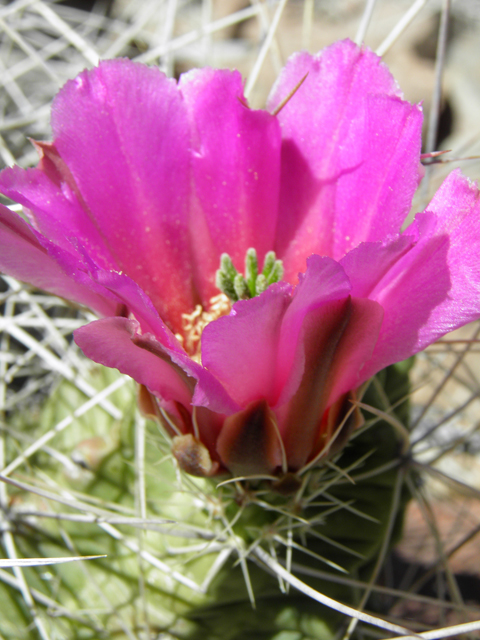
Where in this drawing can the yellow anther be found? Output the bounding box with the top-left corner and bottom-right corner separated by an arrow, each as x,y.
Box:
180,293 -> 231,362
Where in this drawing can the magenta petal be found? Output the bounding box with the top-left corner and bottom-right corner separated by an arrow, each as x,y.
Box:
179,68 -> 282,301
282,296 -> 383,470
355,171 -> 480,380
279,297 -> 352,470
51,59 -> 194,333
38,237 -> 176,340
326,297 -> 384,402
266,255 -> 383,469
87,268 -> 180,346
274,255 -> 352,407
267,256 -> 352,468
75,305 -> 239,418
200,283 -> 292,408
330,95 -> 422,256
267,39 -> 423,280
0,204 -> 115,316
180,356 -> 241,416
340,233 -> 416,298
0,159 -> 117,272
74,318 -> 193,409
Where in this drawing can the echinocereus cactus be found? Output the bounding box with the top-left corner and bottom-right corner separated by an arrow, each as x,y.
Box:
1,38 -> 480,639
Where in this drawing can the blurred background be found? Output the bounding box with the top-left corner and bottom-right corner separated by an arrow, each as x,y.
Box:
1,0 -> 480,178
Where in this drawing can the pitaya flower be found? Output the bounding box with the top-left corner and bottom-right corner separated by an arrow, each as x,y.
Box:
1,40 -> 480,479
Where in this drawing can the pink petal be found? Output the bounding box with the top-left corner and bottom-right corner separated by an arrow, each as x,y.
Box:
50,59 -> 194,333
76,316 -> 238,445
268,255 -> 382,469
279,296 -> 353,469
144,338 -> 242,417
0,149 -> 117,271
348,171 -> 480,380
37,237 -> 176,339
280,295 -> 383,470
200,283 -> 292,408
180,355 -> 241,416
274,255 -> 352,407
86,268 -> 180,345
331,95 -> 422,255
74,317 -> 193,411
0,204 -> 115,316
326,297 -> 384,402
267,39 -> 423,280
340,233 -> 417,299
179,68 -> 282,302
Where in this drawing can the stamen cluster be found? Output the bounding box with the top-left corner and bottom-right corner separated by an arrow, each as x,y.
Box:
176,293 -> 231,361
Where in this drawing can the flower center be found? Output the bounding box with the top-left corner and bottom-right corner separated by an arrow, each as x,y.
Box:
216,248 -> 284,302
175,249 -> 284,363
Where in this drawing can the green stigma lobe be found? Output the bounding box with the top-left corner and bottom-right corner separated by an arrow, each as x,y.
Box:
234,273 -> 249,300
216,248 -> 284,302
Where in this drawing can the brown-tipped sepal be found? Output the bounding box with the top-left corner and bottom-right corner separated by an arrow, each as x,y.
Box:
171,433 -> 220,477
138,385 -> 161,422
216,399 -> 283,478
314,390 -> 364,461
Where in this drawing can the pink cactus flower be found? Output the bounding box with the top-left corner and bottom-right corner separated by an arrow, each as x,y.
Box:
1,40 -> 480,478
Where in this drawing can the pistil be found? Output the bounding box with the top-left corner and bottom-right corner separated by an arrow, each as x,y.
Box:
216,248 -> 284,302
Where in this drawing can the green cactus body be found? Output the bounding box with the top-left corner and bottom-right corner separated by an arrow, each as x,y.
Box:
2,361 -> 413,639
